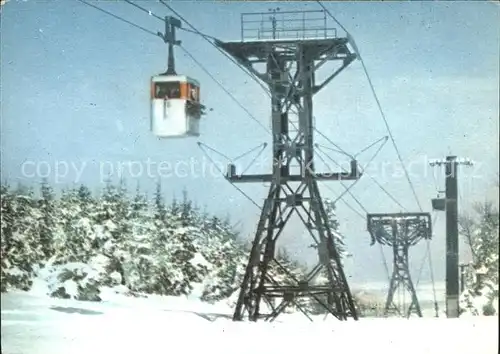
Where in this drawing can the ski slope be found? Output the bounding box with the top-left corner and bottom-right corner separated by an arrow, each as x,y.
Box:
2,288 -> 498,354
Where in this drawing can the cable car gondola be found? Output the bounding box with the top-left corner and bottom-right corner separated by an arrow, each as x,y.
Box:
151,74 -> 202,138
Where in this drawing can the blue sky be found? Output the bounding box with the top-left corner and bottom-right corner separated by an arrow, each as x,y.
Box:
1,0 -> 499,290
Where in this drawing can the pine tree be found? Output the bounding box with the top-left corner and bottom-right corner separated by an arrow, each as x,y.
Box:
3,184 -> 43,290
55,186 -> 94,264
0,178 -> 312,304
1,183 -> 14,291
38,179 -> 57,259
324,198 -> 349,260
91,180 -> 130,286
124,184 -> 155,292
460,201 -> 499,315
165,190 -> 210,295
199,215 -> 242,302
145,181 -> 180,295
179,188 -> 195,227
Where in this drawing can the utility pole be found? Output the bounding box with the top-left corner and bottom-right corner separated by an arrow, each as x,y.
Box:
430,156 -> 473,318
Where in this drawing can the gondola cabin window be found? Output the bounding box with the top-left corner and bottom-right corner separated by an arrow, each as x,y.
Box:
150,75 -> 201,138
153,81 -> 181,99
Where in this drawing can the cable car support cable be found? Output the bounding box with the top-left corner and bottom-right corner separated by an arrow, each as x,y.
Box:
414,212 -> 439,289
77,0 -> 266,209
196,142 -> 265,211
158,0 -> 272,97
315,141 -> 392,283
317,0 -> 439,314
317,137 -> 388,205
77,0 -> 161,38
197,141 -> 268,176
159,0 -> 367,157
178,42 -> 385,211
178,45 -> 271,135
318,1 -> 422,213
314,150 -> 392,283
413,212 -> 440,317
121,0 -> 220,40
317,140 -> 408,212
122,0 -> 165,21
77,0 -> 369,227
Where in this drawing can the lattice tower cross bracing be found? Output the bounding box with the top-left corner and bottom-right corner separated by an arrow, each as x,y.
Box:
215,10 -> 361,322
367,213 -> 433,318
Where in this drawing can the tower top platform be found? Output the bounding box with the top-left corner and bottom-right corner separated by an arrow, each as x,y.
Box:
238,9 -> 340,42
215,10 -> 355,64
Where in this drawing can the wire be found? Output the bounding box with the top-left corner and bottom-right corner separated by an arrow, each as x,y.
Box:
198,141 -> 267,165
426,238 -> 439,317
315,1 -> 349,35
77,0 -> 160,38
197,142 -> 232,161
197,143 -> 263,211
79,0 -> 395,298
240,144 -> 268,175
315,148 -> 392,283
78,0 -> 268,214
158,0 -> 271,97
233,143 -> 267,162
155,4 -> 271,132
178,45 -> 271,134
177,27 -> 220,41
122,0 -> 164,22
362,61 -> 423,211
318,1 -> 422,213
315,134 -> 407,212
331,138 -> 387,205
122,0 -> 220,40
113,0 -> 269,135
318,1 -> 439,313
414,212 -> 440,317
354,135 -> 389,159
316,138 -> 407,211
110,0 -> 403,290
432,165 -> 441,196
318,175 -> 392,284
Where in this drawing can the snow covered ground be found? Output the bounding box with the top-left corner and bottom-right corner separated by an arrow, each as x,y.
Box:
2,285 -> 498,354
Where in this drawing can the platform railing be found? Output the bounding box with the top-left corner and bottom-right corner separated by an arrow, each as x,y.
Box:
240,10 -> 338,41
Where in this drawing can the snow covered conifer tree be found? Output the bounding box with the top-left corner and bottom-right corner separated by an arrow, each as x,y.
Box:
92,181 -> 125,248
144,181 -> 181,294
323,198 -> 349,260
77,184 -> 93,211
38,178 -> 57,259
123,184 -> 155,292
163,190 -> 211,295
179,188 -> 195,226
1,183 -> 14,291
55,186 -> 95,264
199,215 -> 243,302
459,200 -> 499,316
90,180 -> 130,286
3,184 -> 43,291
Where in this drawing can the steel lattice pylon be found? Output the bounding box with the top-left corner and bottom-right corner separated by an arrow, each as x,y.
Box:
367,213 -> 432,318
215,10 -> 360,322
